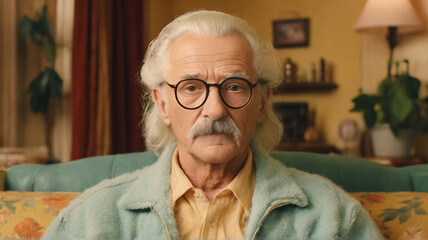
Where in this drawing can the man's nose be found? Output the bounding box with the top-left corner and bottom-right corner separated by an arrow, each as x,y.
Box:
201,87 -> 228,120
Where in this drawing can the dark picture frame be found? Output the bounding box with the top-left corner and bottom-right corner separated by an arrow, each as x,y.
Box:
273,18 -> 310,48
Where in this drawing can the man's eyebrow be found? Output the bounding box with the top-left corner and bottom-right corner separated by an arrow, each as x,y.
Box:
181,73 -> 203,79
222,72 -> 250,79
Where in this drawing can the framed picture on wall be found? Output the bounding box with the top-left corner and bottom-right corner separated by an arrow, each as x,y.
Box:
273,18 -> 310,48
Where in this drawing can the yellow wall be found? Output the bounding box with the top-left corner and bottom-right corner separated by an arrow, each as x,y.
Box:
146,0 -> 366,149
144,0 -> 174,45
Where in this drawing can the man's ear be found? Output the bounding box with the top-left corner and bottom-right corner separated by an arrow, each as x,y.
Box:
152,87 -> 171,126
257,87 -> 270,123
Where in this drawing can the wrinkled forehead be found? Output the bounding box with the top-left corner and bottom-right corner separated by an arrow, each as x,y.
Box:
166,33 -> 256,81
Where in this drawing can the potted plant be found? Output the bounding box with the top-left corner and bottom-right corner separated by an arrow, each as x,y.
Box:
351,60 -> 428,157
19,5 -> 63,162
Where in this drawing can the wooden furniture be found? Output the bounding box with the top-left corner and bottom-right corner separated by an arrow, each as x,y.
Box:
277,82 -> 338,93
366,156 -> 426,167
275,141 -> 340,154
0,147 -> 48,168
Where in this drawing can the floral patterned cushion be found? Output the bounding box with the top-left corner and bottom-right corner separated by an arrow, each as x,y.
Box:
0,191 -> 79,239
352,192 -> 428,240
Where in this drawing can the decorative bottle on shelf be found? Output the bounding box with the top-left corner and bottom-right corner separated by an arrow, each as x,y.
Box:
305,63 -> 316,83
284,58 -> 296,83
320,58 -> 326,83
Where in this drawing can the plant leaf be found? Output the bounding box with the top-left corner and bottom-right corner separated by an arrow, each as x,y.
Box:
351,94 -> 379,111
364,108 -> 377,128
400,200 -> 413,205
18,16 -> 34,38
378,78 -> 392,97
390,87 -> 413,124
5,200 -> 19,214
379,210 -> 398,223
42,42 -> 55,62
398,211 -> 411,224
47,68 -> 62,98
38,5 -> 55,43
27,69 -> 49,96
415,208 -> 427,215
397,74 -> 420,99
30,29 -> 44,45
30,95 -> 49,113
351,93 -> 379,128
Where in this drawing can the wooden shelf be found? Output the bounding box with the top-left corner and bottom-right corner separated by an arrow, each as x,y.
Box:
365,156 -> 426,167
276,82 -> 338,93
275,141 -> 340,154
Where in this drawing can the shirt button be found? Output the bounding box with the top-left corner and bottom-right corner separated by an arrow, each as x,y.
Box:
209,221 -> 215,228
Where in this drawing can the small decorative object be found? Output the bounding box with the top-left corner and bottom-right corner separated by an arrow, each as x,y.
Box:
303,64 -> 311,83
309,62 -> 316,82
273,18 -> 310,48
18,5 -> 62,162
284,58 -> 297,83
338,119 -> 359,142
304,109 -> 318,142
338,119 -> 359,155
320,58 -> 326,82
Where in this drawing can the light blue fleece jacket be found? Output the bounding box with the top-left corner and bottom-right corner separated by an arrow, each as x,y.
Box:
43,144 -> 384,240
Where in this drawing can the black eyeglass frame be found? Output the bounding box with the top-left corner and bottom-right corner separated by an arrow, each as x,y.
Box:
164,77 -> 265,110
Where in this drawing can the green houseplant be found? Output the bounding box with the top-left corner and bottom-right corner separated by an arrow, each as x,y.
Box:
351,60 -> 428,157
19,5 -> 63,161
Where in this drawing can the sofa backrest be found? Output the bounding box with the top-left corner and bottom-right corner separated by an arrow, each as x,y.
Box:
5,151 -> 428,193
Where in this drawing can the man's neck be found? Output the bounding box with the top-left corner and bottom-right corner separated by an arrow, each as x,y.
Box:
177,149 -> 249,201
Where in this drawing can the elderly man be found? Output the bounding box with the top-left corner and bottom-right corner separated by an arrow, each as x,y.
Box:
44,10 -> 383,239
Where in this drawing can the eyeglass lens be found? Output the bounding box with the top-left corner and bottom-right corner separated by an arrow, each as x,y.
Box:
175,78 -> 253,109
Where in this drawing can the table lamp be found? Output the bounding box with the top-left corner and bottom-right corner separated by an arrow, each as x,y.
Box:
355,0 -> 423,79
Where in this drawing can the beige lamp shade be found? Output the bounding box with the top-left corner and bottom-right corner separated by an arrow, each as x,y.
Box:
355,0 -> 423,33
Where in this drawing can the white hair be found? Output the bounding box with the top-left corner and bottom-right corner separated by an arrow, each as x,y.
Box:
139,10 -> 283,155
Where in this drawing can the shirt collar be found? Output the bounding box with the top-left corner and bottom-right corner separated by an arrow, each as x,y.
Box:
225,150 -> 254,214
170,148 -> 255,213
170,148 -> 194,204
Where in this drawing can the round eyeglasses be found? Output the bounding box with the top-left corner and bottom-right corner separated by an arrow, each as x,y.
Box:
164,78 -> 263,110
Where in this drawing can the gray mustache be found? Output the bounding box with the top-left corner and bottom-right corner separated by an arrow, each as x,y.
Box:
188,117 -> 241,141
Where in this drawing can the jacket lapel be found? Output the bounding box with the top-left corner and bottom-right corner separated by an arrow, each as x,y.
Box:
245,143 -> 308,239
118,144 -> 180,239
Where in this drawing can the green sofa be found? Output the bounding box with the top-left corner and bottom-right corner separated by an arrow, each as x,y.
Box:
3,151 -> 428,239
5,151 -> 428,193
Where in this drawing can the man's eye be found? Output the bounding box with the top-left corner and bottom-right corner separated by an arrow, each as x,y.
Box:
228,85 -> 240,91
224,84 -> 244,92
185,85 -> 197,92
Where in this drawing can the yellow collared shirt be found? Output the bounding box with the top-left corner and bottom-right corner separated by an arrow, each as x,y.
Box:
170,149 -> 255,240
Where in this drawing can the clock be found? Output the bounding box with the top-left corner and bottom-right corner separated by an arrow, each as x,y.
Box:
338,119 -> 359,143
